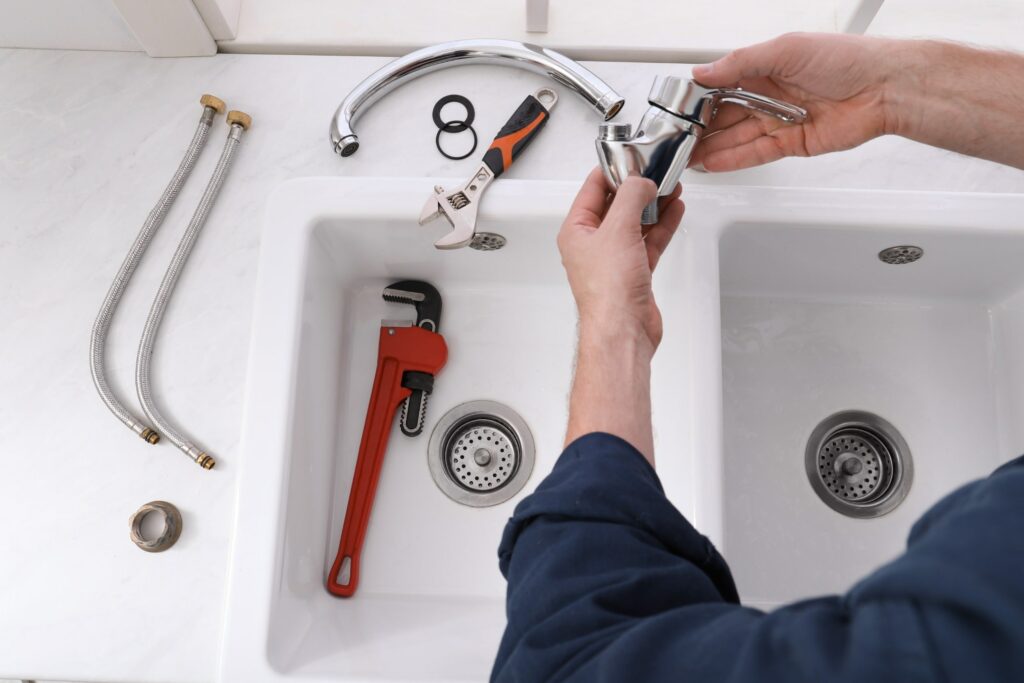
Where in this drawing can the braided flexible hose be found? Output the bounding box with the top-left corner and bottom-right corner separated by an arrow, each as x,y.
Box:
135,112 -> 252,469
90,96 -> 224,444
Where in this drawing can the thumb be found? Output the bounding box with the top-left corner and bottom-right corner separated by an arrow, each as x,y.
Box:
603,176 -> 657,235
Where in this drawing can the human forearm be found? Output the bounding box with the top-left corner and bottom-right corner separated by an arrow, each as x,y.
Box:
885,40 -> 1024,169
556,171 -> 682,467
565,319 -> 656,465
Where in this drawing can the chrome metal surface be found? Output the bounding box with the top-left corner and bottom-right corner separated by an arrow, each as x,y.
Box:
648,77 -> 806,128
446,423 -> 517,491
534,86 -> 558,108
641,201 -> 659,225
90,103 -> 218,444
878,245 -> 924,265
428,401 -> 535,507
469,232 -> 507,251
599,122 -> 632,141
129,500 -> 183,552
805,411 -> 913,518
418,170 -> 494,249
596,76 -> 807,224
135,120 -> 249,470
329,39 -> 623,157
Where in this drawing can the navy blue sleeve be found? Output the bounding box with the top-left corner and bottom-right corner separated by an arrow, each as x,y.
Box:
492,432 -> 1024,683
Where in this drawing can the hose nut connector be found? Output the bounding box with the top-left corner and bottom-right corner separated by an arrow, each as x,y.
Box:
226,110 -> 252,130
196,452 -> 216,470
140,427 -> 161,444
200,94 -> 226,114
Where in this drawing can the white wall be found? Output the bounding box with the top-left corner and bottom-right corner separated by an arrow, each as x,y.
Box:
0,0 -> 141,51
219,0 -> 1024,59
0,0 -> 1020,57
869,0 -> 1024,49
219,0 -> 855,60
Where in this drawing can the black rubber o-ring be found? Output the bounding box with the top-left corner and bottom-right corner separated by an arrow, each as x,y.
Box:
432,94 -> 475,133
436,122 -> 478,161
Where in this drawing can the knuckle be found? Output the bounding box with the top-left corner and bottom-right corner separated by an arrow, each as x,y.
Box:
776,31 -> 813,56
777,31 -> 806,46
558,232 -> 573,252
726,46 -> 747,65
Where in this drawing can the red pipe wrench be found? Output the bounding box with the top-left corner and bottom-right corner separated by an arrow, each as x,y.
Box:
327,281 -> 447,597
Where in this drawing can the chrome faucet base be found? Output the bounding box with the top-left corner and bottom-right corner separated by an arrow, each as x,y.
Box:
596,77 -> 807,224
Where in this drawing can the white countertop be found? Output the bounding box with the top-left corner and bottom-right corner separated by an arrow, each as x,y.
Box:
0,46 -> 1020,683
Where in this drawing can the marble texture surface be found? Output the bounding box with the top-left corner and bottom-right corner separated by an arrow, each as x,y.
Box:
0,46 -> 1020,683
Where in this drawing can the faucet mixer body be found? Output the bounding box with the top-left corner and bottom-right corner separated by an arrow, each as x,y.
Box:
596,77 -> 808,223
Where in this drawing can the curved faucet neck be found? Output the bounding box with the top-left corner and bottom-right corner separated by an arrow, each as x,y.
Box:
329,39 -> 625,158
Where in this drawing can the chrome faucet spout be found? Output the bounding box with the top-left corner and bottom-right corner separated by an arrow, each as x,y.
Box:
329,39 -> 625,157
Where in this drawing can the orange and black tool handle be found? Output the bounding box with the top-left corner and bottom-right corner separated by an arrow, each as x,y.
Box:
327,325 -> 448,597
481,93 -> 552,178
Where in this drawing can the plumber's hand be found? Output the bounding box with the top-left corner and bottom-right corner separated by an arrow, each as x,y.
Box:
689,32 -> 899,172
557,168 -> 684,353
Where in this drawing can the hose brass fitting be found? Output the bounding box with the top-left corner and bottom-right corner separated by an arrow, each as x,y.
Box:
226,110 -> 252,130
200,94 -> 226,114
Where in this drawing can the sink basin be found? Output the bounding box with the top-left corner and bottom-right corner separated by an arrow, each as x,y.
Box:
221,179 -> 1024,681
220,178 -> 702,682
712,189 -> 1024,609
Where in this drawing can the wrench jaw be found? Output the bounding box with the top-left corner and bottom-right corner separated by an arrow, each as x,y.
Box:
418,189 -> 478,250
433,219 -> 477,250
418,167 -> 494,250
417,190 -> 445,226
383,280 -> 442,331
381,281 -> 444,438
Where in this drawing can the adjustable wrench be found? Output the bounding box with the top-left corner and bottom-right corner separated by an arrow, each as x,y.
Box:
327,281 -> 447,598
419,87 -> 558,249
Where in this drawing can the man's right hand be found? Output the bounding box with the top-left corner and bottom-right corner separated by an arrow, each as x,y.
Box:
689,33 -> 900,172
689,33 -> 1024,172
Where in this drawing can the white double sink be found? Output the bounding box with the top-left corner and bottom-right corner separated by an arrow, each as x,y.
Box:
221,178 -> 1024,682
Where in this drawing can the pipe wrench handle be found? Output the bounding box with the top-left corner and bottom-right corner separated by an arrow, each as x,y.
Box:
327,325 -> 447,597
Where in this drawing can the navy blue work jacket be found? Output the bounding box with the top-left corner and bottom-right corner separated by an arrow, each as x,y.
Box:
493,432 -> 1024,682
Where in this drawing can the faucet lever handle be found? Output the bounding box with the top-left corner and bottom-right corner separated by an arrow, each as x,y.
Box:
646,76 -> 807,127
706,87 -> 808,124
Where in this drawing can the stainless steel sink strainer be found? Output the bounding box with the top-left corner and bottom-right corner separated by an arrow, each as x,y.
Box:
428,401 -> 534,507
469,232 -> 507,251
805,410 -> 913,518
878,245 -> 924,265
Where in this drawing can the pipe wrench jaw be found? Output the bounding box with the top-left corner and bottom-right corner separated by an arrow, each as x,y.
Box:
381,280 -> 445,436
382,280 -> 442,331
